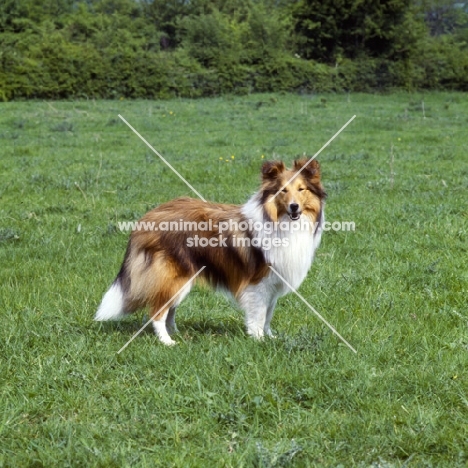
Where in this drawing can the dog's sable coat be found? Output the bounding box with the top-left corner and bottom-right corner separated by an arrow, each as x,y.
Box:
95,158 -> 326,345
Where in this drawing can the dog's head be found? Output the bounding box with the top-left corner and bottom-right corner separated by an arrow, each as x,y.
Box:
261,158 -> 326,222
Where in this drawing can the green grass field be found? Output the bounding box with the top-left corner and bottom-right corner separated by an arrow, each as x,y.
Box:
1,92 -> 467,467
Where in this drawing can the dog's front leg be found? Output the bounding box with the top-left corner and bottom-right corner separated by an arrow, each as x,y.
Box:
263,298 -> 278,338
238,286 -> 270,339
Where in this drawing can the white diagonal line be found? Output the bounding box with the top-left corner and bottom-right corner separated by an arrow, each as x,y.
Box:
271,115 -> 356,200
118,114 -> 207,202
268,266 -> 357,353
117,266 -> 206,354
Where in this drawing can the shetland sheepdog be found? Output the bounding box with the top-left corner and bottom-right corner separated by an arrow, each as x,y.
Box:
95,158 -> 326,345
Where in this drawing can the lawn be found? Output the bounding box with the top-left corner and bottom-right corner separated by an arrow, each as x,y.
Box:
0,92 -> 467,467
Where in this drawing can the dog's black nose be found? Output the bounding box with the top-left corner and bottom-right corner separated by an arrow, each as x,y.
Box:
290,203 -> 299,212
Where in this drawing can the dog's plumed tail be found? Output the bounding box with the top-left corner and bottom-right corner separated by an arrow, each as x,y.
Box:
95,280 -> 126,321
95,241 -> 134,321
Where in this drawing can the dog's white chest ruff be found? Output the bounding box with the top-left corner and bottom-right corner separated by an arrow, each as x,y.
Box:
242,195 -> 324,294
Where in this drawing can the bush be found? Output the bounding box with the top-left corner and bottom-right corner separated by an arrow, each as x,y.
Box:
409,35 -> 468,90
179,11 -> 242,68
1,0 -> 468,99
240,3 -> 293,64
291,0 -> 418,62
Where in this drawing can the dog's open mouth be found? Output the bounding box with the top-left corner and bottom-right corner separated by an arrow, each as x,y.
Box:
289,212 -> 301,221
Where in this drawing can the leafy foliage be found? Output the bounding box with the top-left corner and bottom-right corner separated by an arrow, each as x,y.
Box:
0,0 -> 467,99
179,10 -> 242,68
291,0 -> 420,62
421,0 -> 468,36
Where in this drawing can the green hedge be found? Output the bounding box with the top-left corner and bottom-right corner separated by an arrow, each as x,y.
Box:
1,10 -> 468,100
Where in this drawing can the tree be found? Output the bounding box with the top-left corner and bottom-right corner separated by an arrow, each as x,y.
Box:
292,0 -> 419,62
418,0 -> 468,37
0,0 -> 74,31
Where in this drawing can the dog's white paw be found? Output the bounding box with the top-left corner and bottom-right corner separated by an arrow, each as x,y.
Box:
247,328 -> 265,340
160,337 -> 177,346
152,320 -> 177,346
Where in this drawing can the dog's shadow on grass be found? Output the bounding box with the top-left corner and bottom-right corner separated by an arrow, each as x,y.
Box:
95,318 -> 323,354
95,316 -> 245,340
182,318 -> 245,339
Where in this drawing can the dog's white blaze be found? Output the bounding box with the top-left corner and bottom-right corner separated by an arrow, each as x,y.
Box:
95,282 -> 126,321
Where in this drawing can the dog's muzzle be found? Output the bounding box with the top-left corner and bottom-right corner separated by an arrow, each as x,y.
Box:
288,203 -> 301,220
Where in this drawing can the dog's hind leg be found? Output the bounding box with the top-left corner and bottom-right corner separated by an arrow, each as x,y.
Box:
165,279 -> 193,336
149,274 -> 192,345
166,306 -> 178,335
151,306 -> 176,346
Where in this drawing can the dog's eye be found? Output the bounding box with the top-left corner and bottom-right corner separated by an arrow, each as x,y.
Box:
281,188 -> 288,193
298,188 -> 305,192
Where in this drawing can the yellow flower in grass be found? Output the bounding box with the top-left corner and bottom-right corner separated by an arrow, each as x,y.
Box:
231,155 -> 235,159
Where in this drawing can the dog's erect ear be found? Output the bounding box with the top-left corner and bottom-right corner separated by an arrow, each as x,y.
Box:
293,158 -> 320,181
294,157 -> 326,199
262,160 -> 285,180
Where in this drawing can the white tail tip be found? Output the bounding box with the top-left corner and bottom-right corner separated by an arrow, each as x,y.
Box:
95,283 -> 126,321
